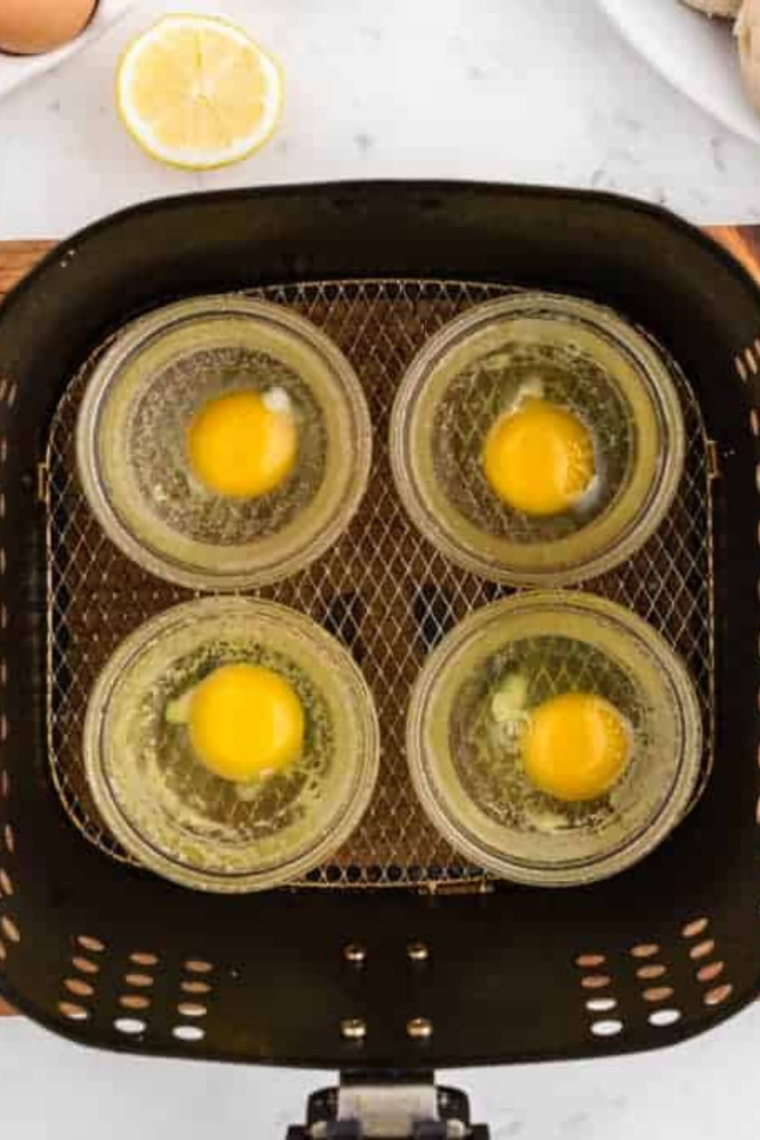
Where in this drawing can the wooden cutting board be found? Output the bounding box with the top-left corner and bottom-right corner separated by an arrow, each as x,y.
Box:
705,225 -> 760,284
0,225 -> 757,1019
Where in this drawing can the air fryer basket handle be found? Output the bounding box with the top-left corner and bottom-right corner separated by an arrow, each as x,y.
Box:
285,1075 -> 490,1140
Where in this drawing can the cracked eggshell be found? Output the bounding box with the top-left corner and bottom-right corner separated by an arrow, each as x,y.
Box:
680,0 -> 741,16
737,0 -> 760,113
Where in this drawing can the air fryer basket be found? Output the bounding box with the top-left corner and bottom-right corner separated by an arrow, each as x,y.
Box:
0,183 -> 759,1080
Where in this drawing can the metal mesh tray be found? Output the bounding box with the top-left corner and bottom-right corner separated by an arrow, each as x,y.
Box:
45,278 -> 715,890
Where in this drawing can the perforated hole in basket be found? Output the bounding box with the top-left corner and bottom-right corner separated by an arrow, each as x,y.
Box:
120,995 -> 151,1011
572,912 -> 739,1042
697,961 -> 725,983
172,962 -> 214,1042
58,1002 -> 89,1022
114,1018 -> 146,1036
173,1025 -> 205,1042
636,954 -> 672,1003
0,915 -> 19,944
704,984 -> 734,1007
58,937 -> 198,1033
72,956 -> 100,975
577,951 -> 625,1039
591,1019 -> 624,1038
184,959 -> 213,975
56,936 -> 106,1019
76,935 -> 105,954
630,943 -> 661,960
637,963 -> 667,980
120,952 -> 158,1014
125,973 -> 154,989
65,978 -> 95,998
44,279 -> 716,890
181,979 -> 210,995
643,986 -> 674,1003
649,1008 -> 682,1028
130,952 -> 159,967
681,918 -> 736,1007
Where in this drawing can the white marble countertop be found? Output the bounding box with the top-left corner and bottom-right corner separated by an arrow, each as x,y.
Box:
0,0 -> 759,239
3,1004 -> 760,1139
2,3 -> 760,1137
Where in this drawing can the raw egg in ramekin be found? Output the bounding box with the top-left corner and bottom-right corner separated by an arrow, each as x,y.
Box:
390,293 -> 685,586
76,297 -> 371,590
83,598 -> 380,893
406,592 -> 702,888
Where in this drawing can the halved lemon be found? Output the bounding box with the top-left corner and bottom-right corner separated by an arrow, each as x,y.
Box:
117,15 -> 283,170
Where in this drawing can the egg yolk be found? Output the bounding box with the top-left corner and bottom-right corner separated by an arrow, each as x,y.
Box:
188,390 -> 298,498
483,398 -> 595,516
521,692 -> 631,802
189,663 -> 305,782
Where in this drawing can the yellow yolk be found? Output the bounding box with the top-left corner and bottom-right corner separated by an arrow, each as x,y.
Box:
188,390 -> 298,498
521,692 -> 631,802
483,398 -> 595,516
189,663 -> 305,782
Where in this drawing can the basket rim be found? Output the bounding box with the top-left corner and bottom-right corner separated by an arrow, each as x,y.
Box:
1,181 -> 759,1070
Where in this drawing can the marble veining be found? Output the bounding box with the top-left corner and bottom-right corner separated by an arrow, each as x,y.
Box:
0,0 -> 759,238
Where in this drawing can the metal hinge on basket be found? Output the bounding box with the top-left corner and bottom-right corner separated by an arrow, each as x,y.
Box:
286,1073 -> 490,1140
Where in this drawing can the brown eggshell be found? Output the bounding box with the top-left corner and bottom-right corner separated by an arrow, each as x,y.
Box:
0,0 -> 97,56
681,0 -> 741,16
737,0 -> 760,114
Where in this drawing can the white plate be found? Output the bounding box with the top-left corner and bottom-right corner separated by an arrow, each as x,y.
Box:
0,1 -> 142,103
599,0 -> 760,146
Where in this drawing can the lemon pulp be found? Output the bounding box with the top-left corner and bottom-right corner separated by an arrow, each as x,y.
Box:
188,390 -> 298,498
521,692 -> 631,802
483,398 -> 595,516
189,663 -> 305,782
117,15 -> 283,170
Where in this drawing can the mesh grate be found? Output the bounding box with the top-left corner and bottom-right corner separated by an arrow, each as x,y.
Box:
44,279 -> 715,890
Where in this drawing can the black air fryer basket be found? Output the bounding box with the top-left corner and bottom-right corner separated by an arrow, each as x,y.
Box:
1,182 -> 759,1138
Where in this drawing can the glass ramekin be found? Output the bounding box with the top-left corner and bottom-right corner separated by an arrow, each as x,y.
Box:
76,297 -> 372,590
390,293 -> 685,586
83,598 -> 380,892
406,592 -> 702,887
